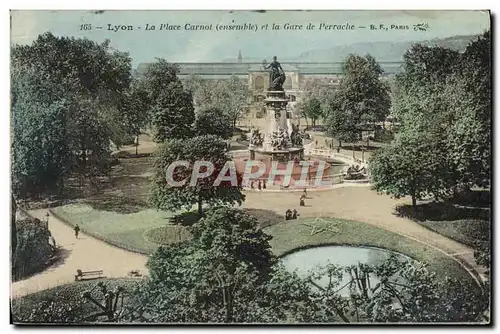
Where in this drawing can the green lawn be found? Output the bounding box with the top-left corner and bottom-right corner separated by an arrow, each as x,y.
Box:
50,205 -> 285,254
51,204 -> 175,254
420,219 -> 490,248
265,218 -> 477,284
50,205 -> 478,286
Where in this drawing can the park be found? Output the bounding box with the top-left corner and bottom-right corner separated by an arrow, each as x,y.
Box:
10,29 -> 491,324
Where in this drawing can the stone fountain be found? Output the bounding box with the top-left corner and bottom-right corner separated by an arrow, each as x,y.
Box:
249,57 -> 304,162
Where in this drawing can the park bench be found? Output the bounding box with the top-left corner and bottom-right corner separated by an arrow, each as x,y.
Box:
75,269 -> 104,281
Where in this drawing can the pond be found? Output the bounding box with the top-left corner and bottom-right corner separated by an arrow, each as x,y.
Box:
281,245 -> 413,297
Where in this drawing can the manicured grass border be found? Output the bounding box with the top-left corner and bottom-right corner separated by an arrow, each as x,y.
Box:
419,219 -> 489,249
264,217 -> 481,289
49,208 -> 150,255
143,225 -> 192,245
49,207 -> 482,289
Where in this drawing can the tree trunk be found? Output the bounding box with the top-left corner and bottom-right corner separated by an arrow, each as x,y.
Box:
352,145 -> 355,159
366,136 -> 370,149
135,133 -> 139,155
411,193 -> 417,208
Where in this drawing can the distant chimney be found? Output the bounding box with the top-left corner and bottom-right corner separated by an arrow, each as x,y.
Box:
238,50 -> 242,63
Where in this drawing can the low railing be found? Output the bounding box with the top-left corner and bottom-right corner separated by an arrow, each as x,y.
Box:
309,148 -> 366,166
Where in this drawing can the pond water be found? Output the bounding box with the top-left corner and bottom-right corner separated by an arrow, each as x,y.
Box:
281,245 -> 412,297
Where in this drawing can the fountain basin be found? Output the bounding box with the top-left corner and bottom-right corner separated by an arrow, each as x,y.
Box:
281,245 -> 413,297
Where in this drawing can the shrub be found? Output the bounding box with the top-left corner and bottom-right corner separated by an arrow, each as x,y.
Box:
168,211 -> 201,226
13,218 -> 55,281
144,225 -> 192,245
11,279 -> 139,323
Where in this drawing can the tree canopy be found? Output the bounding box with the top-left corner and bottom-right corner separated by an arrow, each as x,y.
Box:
185,75 -> 250,130
325,54 -> 391,147
141,59 -> 195,142
370,31 -> 491,203
11,32 -> 132,197
150,135 -> 245,216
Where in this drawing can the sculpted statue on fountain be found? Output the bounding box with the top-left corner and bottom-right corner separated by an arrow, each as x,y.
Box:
250,128 -> 264,148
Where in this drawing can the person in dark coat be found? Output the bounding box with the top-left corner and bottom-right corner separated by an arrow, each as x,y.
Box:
292,209 -> 299,219
74,224 -> 80,239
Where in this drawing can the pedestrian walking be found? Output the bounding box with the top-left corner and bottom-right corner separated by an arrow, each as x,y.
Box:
74,224 -> 80,239
258,180 -> 262,191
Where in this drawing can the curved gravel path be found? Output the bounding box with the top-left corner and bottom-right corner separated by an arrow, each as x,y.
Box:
11,209 -> 148,298
11,187 -> 486,298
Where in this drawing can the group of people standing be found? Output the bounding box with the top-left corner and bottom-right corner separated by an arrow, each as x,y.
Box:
285,209 -> 299,221
249,179 -> 267,190
285,188 -> 308,221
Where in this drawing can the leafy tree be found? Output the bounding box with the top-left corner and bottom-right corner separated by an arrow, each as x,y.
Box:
13,218 -> 55,281
11,32 -> 132,195
126,208 -> 315,323
11,66 -> 73,197
194,107 -> 233,140
309,257 -> 487,323
325,97 -> 360,150
444,31 -> 491,188
225,76 -> 251,129
12,32 -> 131,101
369,129 -> 453,208
301,97 -> 323,128
297,78 -> 331,128
118,78 -> 150,154
324,54 -> 390,149
382,34 -> 491,205
140,59 -> 195,142
150,135 -> 245,216
187,75 -> 249,130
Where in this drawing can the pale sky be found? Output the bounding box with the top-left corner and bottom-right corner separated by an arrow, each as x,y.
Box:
10,10 -> 490,66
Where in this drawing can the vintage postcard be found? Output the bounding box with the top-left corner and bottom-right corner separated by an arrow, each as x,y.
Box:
10,10 -> 491,324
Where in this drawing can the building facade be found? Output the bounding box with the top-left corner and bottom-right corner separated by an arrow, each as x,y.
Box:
136,61 -> 402,103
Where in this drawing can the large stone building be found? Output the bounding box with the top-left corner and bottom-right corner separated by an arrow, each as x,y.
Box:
136,57 -> 403,103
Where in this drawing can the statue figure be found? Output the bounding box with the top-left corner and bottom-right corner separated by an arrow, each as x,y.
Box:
290,123 -> 303,147
250,128 -> 263,147
271,130 -> 283,150
263,56 -> 286,91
